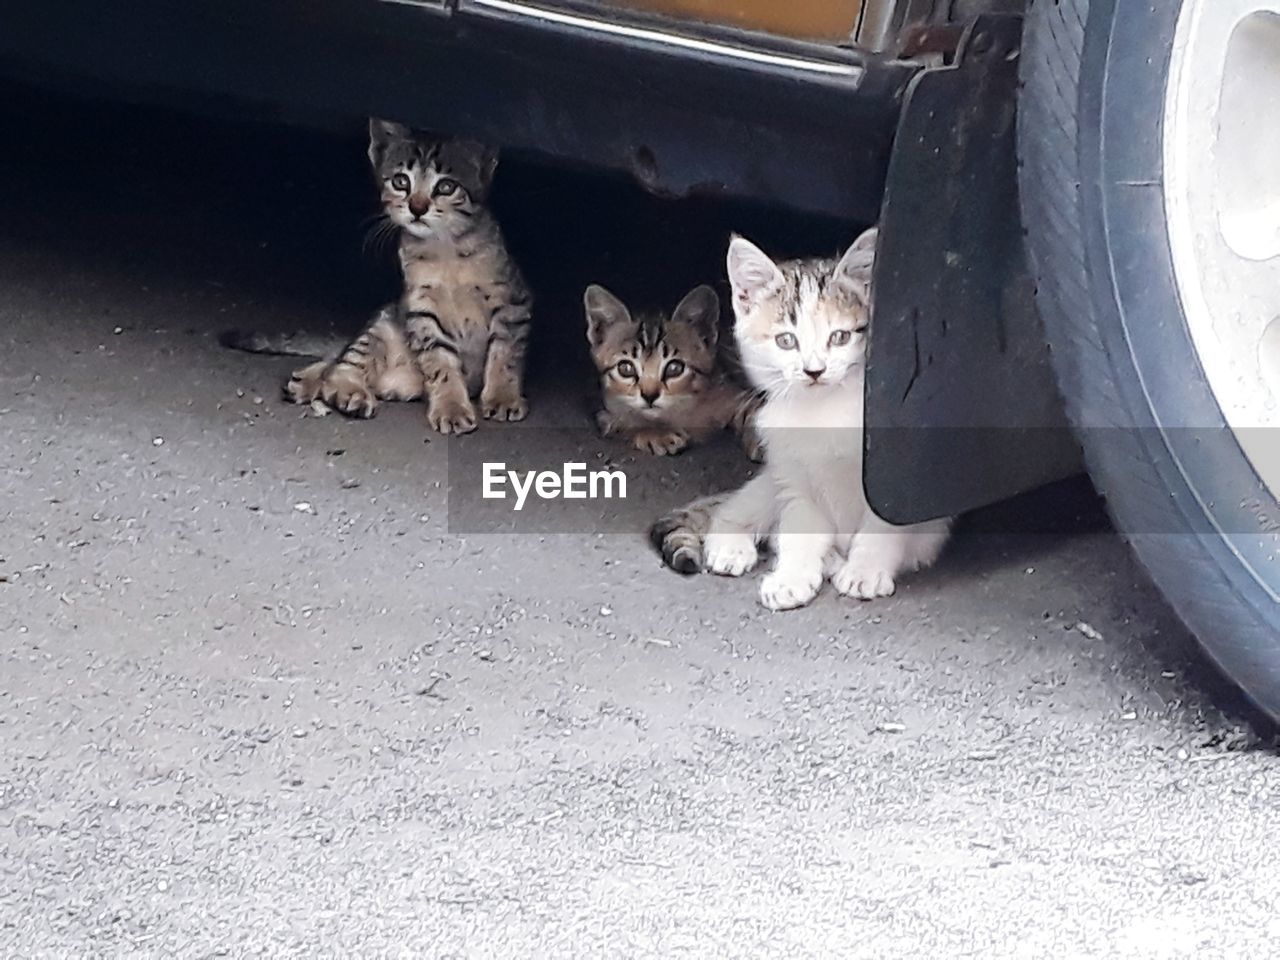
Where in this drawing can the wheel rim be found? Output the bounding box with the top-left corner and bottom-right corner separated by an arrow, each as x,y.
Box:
1164,0 -> 1280,498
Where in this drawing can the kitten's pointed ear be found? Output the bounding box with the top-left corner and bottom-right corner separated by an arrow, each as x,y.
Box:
368,117 -> 412,167
584,285 -> 632,348
475,143 -> 501,188
455,140 -> 501,197
672,285 -> 720,349
726,235 -> 783,311
832,226 -> 878,307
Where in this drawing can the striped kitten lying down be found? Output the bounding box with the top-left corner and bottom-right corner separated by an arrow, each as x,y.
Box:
585,284 -> 763,458
225,120 -> 531,435
652,228 -> 951,609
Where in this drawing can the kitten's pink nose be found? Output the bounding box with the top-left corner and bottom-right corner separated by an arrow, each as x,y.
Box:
408,195 -> 431,218
641,389 -> 661,407
804,367 -> 825,382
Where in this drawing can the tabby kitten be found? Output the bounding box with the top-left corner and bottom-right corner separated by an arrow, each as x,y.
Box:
585,284 -> 763,457
282,119 -> 532,434
654,227 -> 951,610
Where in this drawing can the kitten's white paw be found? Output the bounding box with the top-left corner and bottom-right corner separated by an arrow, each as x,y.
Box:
832,563 -> 897,600
633,429 -> 688,457
759,567 -> 821,611
704,533 -> 758,577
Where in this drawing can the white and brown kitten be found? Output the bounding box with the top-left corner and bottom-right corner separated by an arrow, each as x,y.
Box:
585,284 -> 762,457
660,227 -> 951,610
226,119 -> 531,435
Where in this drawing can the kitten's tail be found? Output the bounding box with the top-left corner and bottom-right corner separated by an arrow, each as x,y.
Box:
218,329 -> 347,358
649,493 -> 727,575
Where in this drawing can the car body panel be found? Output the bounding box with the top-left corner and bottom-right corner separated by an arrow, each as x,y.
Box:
586,0 -> 863,40
0,0 -> 912,221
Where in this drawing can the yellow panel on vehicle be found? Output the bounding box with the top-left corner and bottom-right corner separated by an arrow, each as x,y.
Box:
611,0 -> 861,41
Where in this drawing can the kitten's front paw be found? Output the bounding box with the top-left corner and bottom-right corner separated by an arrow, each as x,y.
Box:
428,398 -> 478,435
285,376 -> 319,406
704,533 -> 758,577
323,384 -> 379,419
633,429 -> 688,457
595,410 -> 619,437
832,562 -> 897,601
481,390 -> 528,422
285,365 -> 325,405
759,567 -> 822,611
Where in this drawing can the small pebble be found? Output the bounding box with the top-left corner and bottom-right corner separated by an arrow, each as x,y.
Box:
291,728 -> 308,738
600,605 -> 613,617
293,502 -> 316,515
875,721 -> 907,734
156,879 -> 168,892
1120,711 -> 1137,721
1075,621 -> 1102,641
152,437 -> 164,446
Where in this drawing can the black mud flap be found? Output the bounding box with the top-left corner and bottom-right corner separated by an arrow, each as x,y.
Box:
864,14 -> 1083,524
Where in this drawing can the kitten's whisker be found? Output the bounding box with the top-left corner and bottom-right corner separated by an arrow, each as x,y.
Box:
361,217 -> 399,258
360,219 -> 381,254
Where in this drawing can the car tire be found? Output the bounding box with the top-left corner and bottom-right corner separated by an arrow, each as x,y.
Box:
1019,0 -> 1280,717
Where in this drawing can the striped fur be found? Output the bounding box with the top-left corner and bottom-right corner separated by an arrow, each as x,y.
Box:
285,304 -> 422,417
648,492 -> 727,574
585,284 -> 762,458
398,207 -> 532,433
231,119 -> 531,434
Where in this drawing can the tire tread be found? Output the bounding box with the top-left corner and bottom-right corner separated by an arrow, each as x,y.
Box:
1019,0 -> 1280,716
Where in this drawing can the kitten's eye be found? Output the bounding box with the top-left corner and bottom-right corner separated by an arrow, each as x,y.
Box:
615,360 -> 638,379
433,177 -> 460,197
828,330 -> 852,347
775,332 -> 798,350
390,172 -> 411,193
663,360 -> 686,379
